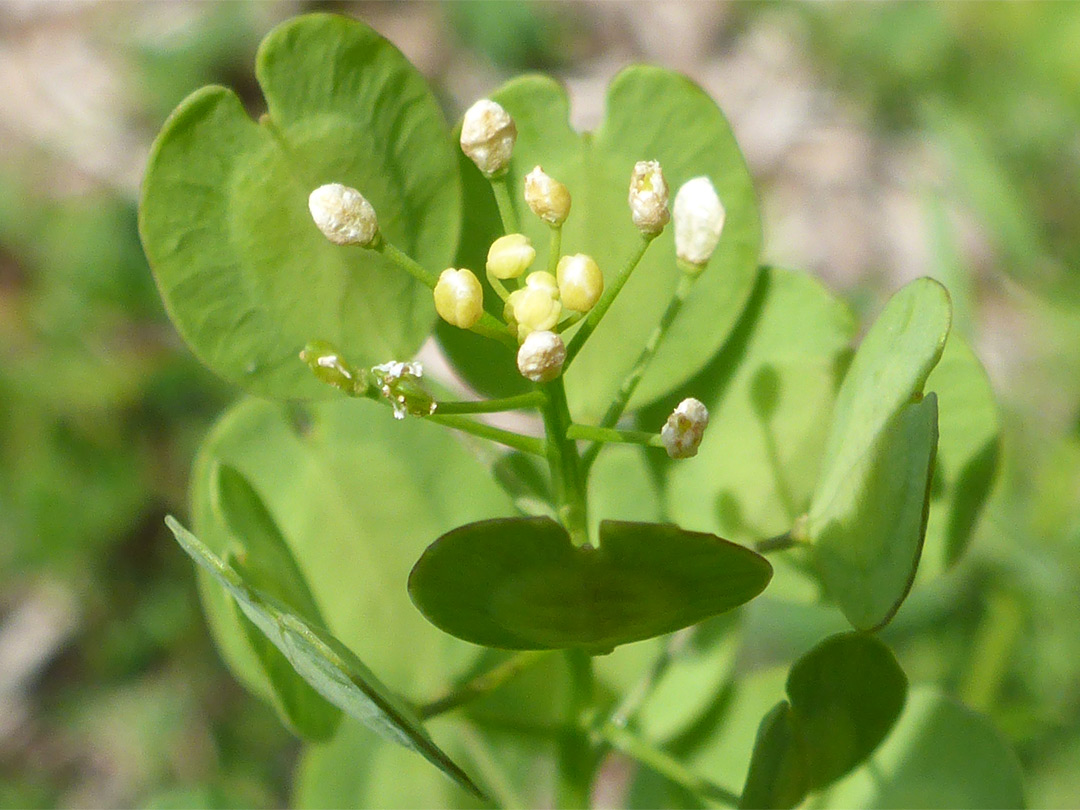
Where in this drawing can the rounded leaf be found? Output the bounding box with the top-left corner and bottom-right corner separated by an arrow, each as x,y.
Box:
920,335 -> 1001,579
826,686 -> 1025,808
408,517 -> 772,651
140,14 -> 460,399
785,632 -> 908,789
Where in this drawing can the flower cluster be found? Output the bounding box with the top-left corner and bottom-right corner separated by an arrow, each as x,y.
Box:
302,96 -> 727,460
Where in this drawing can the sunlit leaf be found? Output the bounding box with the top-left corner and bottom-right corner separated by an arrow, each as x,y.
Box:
140,14 -> 459,399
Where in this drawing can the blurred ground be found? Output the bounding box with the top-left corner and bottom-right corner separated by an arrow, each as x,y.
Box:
1,2 -> 1078,807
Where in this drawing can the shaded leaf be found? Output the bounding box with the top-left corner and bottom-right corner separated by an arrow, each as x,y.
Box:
920,335 -> 1001,579
739,701 -> 808,810
409,518 -> 771,651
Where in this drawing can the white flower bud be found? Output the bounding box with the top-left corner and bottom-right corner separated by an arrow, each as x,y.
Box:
556,254 -> 604,312
486,233 -> 536,280
434,268 -> 484,330
308,183 -> 379,247
460,99 -> 516,177
524,166 -> 571,226
517,330 -> 566,383
673,177 -> 725,269
661,398 -> 709,459
505,272 -> 561,342
628,160 -> 670,235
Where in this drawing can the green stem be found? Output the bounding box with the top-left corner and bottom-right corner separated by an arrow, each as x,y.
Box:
428,413 -> 545,456
486,268 -> 513,303
540,378 -> 590,548
556,312 -> 585,333
582,272 -> 698,473
417,651 -> 551,720
598,723 -> 740,808
547,225 -> 563,276
435,392 -> 545,415
564,235 -> 654,368
377,240 -> 517,349
754,531 -> 797,554
959,590 -> 1024,713
377,239 -> 440,288
761,418 -> 799,523
557,649 -> 596,809
567,424 -> 664,449
491,174 -> 520,235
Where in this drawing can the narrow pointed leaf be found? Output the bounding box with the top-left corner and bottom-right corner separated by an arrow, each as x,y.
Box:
212,463 -> 341,740
166,517 -> 487,801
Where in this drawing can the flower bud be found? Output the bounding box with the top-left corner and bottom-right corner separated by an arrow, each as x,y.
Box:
660,397 -> 709,459
517,330 -> 566,383
556,253 -> 604,312
460,99 -> 516,177
308,183 -> 379,247
434,268 -> 484,330
628,160 -> 670,235
673,177 -> 725,270
506,272 -> 561,341
486,233 -> 536,280
299,340 -> 370,396
524,166 -> 571,226
372,360 -> 435,419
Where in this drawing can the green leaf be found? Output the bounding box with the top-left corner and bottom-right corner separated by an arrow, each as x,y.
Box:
408,518 -> 772,651
165,517 -> 487,801
785,632 -> 907,788
811,277 -> 950,522
441,68 -> 761,421
808,277 -> 951,630
211,463 -> 341,741
739,701 -> 808,810
635,616 -> 742,743
667,267 -> 855,544
739,633 -> 907,807
825,686 -> 1026,808
189,396 -> 514,711
920,335 -> 1001,579
140,14 -> 459,399
811,394 -> 940,630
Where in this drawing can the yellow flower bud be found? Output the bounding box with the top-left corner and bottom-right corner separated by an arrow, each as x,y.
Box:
524,166 -> 571,226
517,330 -> 566,383
628,160 -> 670,235
486,234 -> 536,280
506,272 -> 561,341
460,99 -> 516,177
433,268 -> 484,329
308,183 -> 379,247
556,253 -> 604,312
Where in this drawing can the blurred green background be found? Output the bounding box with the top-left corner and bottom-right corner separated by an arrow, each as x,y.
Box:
0,1 -> 1077,807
